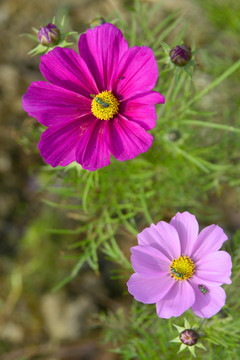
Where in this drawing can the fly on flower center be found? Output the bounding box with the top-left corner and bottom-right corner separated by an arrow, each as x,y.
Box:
170,255 -> 195,281
91,90 -> 119,121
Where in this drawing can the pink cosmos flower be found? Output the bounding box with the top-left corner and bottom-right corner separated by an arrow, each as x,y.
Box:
22,23 -> 165,171
127,212 -> 232,318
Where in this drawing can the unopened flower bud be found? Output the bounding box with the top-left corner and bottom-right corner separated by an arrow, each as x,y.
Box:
38,23 -> 60,46
168,130 -> 181,142
169,44 -> 192,66
89,17 -> 106,29
179,329 -> 198,346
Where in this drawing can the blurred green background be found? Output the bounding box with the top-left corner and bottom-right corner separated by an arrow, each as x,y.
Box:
0,0 -> 240,359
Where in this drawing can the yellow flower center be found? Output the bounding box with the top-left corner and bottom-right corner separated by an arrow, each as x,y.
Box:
169,255 -> 195,281
91,90 -> 119,120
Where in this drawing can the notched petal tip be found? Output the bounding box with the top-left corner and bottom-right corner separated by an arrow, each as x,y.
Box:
170,211 -> 199,256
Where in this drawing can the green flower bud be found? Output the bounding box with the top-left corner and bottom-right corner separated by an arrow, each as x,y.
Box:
168,130 -> 181,142
89,17 -> 106,29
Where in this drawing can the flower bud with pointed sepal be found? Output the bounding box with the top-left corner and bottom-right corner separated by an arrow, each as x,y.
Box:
168,130 -> 181,142
169,44 -> 192,67
38,23 -> 60,46
180,329 -> 198,346
170,319 -> 207,358
22,16 -> 78,56
89,17 -> 106,29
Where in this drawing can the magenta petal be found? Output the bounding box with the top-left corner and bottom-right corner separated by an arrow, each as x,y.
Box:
111,46 -> 159,100
122,104 -> 157,130
195,251 -> 232,285
75,119 -> 110,171
191,283 -> 226,318
106,115 -> 153,161
137,222 -> 181,261
78,23 -> 128,91
59,148 -> 77,167
126,91 -> 165,104
22,81 -> 91,127
38,116 -> 93,167
156,280 -> 195,318
130,245 -> 170,278
170,212 -> 199,256
127,273 -> 173,304
121,91 -> 164,130
40,47 -> 99,96
190,225 -> 228,261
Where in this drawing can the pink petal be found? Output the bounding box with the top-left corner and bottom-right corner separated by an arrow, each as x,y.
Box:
170,212 -> 199,256
22,81 -> 91,127
78,23 -> 128,92
111,46 -> 159,101
156,280 -> 195,318
191,224 -> 228,261
121,92 -> 165,130
195,251 -> 232,285
137,222 -> 181,261
191,282 -> 226,318
38,115 -> 94,167
75,119 -> 110,171
191,274 -> 223,288
127,273 -> 173,304
130,245 -> 170,278
40,47 -> 99,96
106,115 -> 153,161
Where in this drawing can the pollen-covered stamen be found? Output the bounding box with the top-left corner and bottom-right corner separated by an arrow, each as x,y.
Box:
91,90 -> 119,120
170,255 -> 195,281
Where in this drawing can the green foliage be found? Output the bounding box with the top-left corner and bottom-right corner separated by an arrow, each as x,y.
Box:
98,300 -> 240,359
97,232 -> 240,360
19,0 -> 240,358
36,0 -> 240,283
199,0 -> 240,32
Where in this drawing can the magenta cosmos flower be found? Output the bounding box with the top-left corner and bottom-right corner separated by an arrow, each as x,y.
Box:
127,212 -> 232,318
22,23 -> 165,171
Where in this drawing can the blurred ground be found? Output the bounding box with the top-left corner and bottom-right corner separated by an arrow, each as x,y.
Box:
0,0 -> 240,359
0,2 -> 125,359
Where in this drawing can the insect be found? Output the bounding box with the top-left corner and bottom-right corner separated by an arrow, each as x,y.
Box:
170,268 -> 183,279
118,76 -> 125,80
90,94 -> 109,108
198,284 -> 208,294
95,97 -> 109,108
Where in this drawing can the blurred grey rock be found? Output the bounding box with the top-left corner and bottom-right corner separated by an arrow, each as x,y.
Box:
0,64 -> 19,100
41,293 -> 97,341
0,151 -> 12,173
0,192 -> 17,217
0,322 -> 24,343
0,4 -> 9,25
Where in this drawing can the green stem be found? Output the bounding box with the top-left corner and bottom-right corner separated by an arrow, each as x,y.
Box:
178,59 -> 240,113
157,75 -> 175,119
